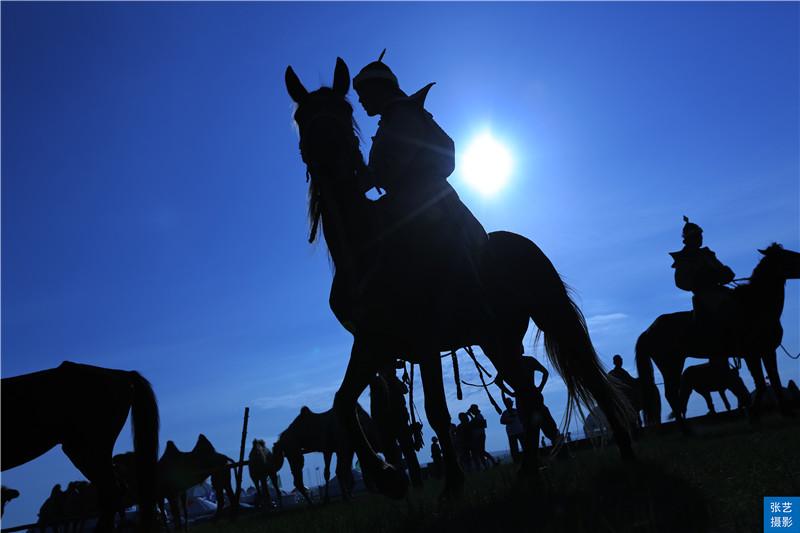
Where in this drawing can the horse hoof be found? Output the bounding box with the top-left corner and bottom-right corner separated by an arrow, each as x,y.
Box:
374,463 -> 408,500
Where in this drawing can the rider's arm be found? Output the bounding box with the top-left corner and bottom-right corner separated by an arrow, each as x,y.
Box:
368,107 -> 427,190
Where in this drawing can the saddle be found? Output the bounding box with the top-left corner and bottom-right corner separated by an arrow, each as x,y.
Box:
688,286 -> 742,352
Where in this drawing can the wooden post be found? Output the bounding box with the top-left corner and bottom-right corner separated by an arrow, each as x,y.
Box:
235,407 -> 249,501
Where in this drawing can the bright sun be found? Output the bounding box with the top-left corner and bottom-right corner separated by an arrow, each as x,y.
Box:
460,132 -> 513,196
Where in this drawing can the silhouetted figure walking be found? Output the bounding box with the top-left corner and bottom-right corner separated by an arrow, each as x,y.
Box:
500,397 -> 525,463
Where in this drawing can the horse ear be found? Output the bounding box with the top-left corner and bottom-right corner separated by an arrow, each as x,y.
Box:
285,66 -> 308,103
332,57 -> 350,97
758,248 -> 768,256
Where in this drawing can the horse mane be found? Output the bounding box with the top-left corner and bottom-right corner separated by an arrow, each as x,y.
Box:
295,88 -> 366,245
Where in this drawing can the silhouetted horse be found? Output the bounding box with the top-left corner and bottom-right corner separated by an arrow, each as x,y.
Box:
273,404 -> 376,504
1,486 -> 19,517
678,362 -> 750,417
248,439 -> 281,509
1,362 -> 159,531
637,244 -> 800,428
157,434 -> 237,531
285,57 -> 633,500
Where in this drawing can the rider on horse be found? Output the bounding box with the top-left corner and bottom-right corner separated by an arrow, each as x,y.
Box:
352,51 -> 488,329
669,216 -> 735,344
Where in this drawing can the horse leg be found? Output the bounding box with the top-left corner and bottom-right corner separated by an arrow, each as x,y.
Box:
744,355 -> 767,421
289,457 -> 313,506
334,450 -> 355,501
224,476 -> 237,520
61,444 -> 119,533
719,390 -> 731,411
166,495 -> 182,531
181,492 -> 188,533
659,358 -> 688,432
323,451 -> 332,503
419,353 -> 464,499
700,390 -> 715,413
763,350 -> 793,416
396,427 -> 423,488
333,340 -> 405,498
269,473 -> 281,509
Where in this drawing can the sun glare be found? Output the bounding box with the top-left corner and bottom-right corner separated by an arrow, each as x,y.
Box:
460,132 -> 513,196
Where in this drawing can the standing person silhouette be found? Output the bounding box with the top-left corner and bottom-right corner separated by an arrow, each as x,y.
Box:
496,346 -> 563,448
500,396 -> 524,463
352,50 -> 488,325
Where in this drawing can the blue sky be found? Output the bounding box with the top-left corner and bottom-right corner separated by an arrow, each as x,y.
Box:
2,2 -> 798,526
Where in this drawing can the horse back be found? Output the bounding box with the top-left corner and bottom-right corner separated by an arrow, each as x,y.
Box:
1,362 -> 135,471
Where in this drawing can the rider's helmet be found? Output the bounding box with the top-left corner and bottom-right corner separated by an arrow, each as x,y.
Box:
682,216 -> 703,238
353,49 -> 399,91
682,216 -> 703,247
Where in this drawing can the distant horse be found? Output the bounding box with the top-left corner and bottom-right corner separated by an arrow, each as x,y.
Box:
637,244 -> 800,428
678,362 -> 750,417
273,404 -> 376,504
369,371 -> 423,487
1,486 -> 19,517
1,361 -> 159,531
247,439 -> 282,509
285,57 -> 633,500
157,434 -> 237,531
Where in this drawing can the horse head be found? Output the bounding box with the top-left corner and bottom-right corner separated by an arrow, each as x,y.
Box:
755,243 -> 800,281
285,58 -> 368,245
286,58 -> 357,172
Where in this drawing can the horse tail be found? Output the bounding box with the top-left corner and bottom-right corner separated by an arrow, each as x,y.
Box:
635,329 -> 661,425
129,371 -> 159,530
519,238 -> 633,458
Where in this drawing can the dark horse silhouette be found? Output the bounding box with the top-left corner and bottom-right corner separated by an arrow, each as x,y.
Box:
1,361 -> 159,531
284,58 -> 633,499
637,244 -> 800,428
677,362 -> 750,417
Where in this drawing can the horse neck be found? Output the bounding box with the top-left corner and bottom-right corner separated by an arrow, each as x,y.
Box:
316,171 -> 371,274
748,267 -> 786,319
